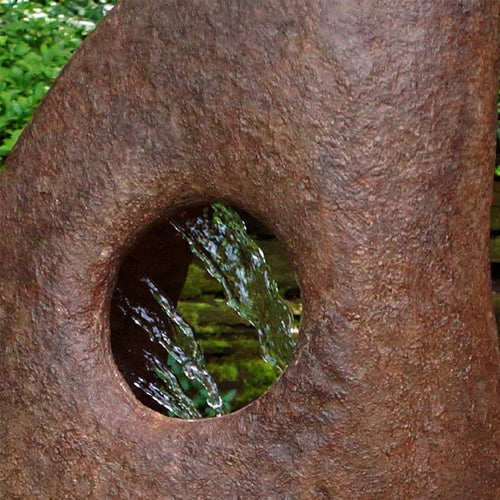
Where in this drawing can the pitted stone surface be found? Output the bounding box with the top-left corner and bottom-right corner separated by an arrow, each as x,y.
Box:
0,1 -> 499,498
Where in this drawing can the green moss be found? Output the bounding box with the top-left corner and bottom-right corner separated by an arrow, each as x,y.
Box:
178,300 -> 250,336
179,262 -> 223,300
240,359 -> 281,387
199,338 -> 231,355
206,363 -> 239,383
491,237 -> 500,263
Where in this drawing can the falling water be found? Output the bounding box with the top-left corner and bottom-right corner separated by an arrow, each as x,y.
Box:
116,204 -> 298,418
174,204 -> 296,371
116,278 -> 223,418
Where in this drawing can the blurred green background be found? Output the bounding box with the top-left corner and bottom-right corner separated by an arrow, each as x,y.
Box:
0,0 -> 117,165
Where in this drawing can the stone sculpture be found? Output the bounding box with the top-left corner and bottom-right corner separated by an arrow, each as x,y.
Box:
0,0 -> 498,497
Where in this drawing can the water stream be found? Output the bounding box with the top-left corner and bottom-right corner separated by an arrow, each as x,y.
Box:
116,204 -> 298,418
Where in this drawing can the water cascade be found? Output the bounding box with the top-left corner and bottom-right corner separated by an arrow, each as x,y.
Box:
115,204 -> 298,418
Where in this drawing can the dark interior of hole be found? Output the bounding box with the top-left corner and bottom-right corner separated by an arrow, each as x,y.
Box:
110,205 -> 300,417
491,262 -> 500,331
491,262 -> 500,293
110,206 -> 201,415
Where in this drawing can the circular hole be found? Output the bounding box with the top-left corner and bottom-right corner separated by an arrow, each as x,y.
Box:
110,204 -> 301,418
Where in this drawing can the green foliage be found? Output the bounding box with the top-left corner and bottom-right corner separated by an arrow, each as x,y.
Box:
164,352 -> 236,418
0,0 -> 117,167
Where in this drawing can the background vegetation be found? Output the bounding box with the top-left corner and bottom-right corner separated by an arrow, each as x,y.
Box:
0,0 -> 117,166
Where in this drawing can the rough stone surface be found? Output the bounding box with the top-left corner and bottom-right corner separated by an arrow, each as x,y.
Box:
0,0 -> 499,498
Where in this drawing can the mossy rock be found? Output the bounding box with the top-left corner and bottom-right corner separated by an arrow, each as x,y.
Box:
492,292 -> 500,318
179,262 -> 223,300
490,237 -> 500,263
177,300 -> 250,334
198,338 -> 232,355
205,362 -> 239,383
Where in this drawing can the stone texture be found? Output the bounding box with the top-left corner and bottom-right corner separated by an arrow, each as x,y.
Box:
0,0 -> 499,497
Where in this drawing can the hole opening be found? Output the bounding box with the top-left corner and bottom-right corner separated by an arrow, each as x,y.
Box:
110,203 -> 302,418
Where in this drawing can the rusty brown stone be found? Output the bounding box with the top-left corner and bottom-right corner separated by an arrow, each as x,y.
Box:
0,0 -> 499,497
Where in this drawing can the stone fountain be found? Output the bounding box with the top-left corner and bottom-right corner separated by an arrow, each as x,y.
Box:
0,1 -> 498,497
